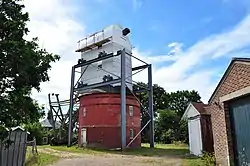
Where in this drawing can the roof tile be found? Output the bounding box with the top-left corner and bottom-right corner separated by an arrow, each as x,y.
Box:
191,102 -> 208,114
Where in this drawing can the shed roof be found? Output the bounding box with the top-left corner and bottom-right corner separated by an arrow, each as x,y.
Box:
208,57 -> 250,104
41,119 -> 53,128
182,102 -> 208,120
40,118 -> 61,129
191,102 -> 208,114
6,126 -> 30,134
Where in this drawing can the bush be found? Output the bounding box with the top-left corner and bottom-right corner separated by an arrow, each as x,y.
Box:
24,122 -> 48,145
160,129 -> 175,144
201,152 -> 215,166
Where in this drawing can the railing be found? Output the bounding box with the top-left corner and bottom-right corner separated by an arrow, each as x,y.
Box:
76,30 -> 105,51
24,137 -> 39,166
26,137 -> 38,154
76,27 -> 115,52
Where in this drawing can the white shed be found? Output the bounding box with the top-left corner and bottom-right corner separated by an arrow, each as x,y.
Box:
182,102 -> 214,156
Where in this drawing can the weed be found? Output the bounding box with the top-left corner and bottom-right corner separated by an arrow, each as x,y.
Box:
201,152 -> 215,166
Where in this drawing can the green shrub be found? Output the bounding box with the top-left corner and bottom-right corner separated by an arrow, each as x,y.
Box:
25,153 -> 59,166
201,152 -> 215,166
24,122 -> 49,145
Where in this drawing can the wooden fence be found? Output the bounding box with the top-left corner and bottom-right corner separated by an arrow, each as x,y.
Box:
0,129 -> 29,166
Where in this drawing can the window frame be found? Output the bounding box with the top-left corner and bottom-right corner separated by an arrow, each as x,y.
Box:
129,129 -> 134,139
129,105 -> 134,117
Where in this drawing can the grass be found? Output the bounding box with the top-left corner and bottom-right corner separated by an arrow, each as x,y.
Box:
24,153 -> 59,166
122,143 -> 189,156
38,144 -> 105,155
38,143 -> 208,165
182,158 -> 205,166
39,143 -> 189,157
24,147 -> 60,166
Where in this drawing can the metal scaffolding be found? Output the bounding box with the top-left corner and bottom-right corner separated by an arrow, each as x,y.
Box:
67,49 -> 154,150
47,93 -> 79,145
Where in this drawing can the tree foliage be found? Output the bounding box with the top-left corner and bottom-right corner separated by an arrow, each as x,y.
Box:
166,90 -> 201,117
0,0 -> 60,141
135,83 -> 167,142
24,122 -> 51,145
135,82 -> 201,143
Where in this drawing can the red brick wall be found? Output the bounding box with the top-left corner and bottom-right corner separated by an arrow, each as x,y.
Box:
82,127 -> 141,149
207,62 -> 250,165
78,93 -> 141,149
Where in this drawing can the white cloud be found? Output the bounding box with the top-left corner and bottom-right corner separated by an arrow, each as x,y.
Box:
167,42 -> 183,56
132,15 -> 250,103
22,0 -> 85,106
132,48 -> 177,67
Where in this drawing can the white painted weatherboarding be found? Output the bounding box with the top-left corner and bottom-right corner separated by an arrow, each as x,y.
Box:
182,103 -> 203,156
76,25 -> 133,91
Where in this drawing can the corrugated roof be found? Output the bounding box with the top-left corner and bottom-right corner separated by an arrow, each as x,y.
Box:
41,119 -> 61,129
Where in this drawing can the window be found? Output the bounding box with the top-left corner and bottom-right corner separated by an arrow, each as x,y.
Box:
129,129 -> 134,139
129,106 -> 133,117
82,107 -> 86,117
42,137 -> 48,144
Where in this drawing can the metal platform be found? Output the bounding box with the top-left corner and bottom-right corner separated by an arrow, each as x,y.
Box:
75,37 -> 112,52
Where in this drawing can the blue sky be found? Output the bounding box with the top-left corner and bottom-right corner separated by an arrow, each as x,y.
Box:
81,0 -> 248,52
23,0 -> 250,106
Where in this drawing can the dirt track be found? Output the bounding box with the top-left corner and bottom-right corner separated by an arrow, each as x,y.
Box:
40,148 -> 184,166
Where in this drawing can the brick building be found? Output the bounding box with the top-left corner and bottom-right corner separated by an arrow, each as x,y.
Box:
78,93 -> 141,149
205,58 -> 250,165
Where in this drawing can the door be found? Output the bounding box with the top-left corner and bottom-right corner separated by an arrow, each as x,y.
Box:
81,128 -> 87,144
230,96 -> 250,166
188,117 -> 202,156
200,115 -> 214,153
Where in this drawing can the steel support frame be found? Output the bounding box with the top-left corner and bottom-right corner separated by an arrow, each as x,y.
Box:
68,66 -> 76,147
48,92 -> 80,142
148,64 -> 154,148
120,49 -> 126,150
67,49 -> 154,149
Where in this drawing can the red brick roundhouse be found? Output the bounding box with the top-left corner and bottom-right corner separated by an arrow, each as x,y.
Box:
195,58 -> 250,166
78,93 -> 141,149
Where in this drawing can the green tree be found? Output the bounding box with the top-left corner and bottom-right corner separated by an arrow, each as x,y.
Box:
135,82 -> 201,143
166,90 -> 201,117
24,122 -> 49,145
155,110 -> 178,143
158,90 -> 201,143
134,83 -> 168,142
0,0 -> 60,142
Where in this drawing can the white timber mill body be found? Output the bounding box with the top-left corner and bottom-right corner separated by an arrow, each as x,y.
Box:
76,25 -> 133,91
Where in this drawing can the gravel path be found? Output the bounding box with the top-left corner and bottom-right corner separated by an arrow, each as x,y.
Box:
40,148 -> 184,166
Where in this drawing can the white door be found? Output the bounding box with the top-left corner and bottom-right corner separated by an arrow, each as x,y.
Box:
188,118 -> 202,156
81,128 -> 87,144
